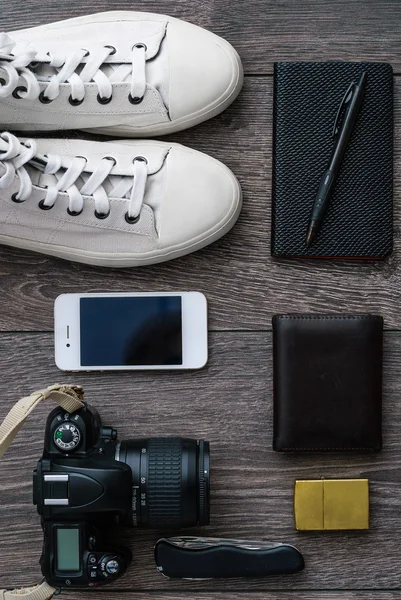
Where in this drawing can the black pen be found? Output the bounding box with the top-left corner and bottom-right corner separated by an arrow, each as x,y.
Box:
306,71 -> 368,246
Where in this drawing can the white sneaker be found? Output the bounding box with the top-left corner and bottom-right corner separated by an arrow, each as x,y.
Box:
0,12 -> 243,136
0,132 -> 242,267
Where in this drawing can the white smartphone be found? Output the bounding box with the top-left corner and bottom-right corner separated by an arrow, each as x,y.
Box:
54,292 -> 208,372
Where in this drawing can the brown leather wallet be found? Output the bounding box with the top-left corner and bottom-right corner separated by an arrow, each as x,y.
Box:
272,314 -> 383,452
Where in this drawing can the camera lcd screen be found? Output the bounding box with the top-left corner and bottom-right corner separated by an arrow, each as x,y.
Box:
80,296 -> 183,366
56,528 -> 80,572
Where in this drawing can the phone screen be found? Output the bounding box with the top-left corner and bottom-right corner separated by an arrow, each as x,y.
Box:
80,296 -> 183,366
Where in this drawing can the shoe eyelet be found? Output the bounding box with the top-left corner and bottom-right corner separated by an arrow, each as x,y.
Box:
95,210 -> 110,220
67,208 -> 83,216
125,212 -> 140,224
11,193 -> 24,203
39,91 -> 53,104
97,93 -> 112,105
128,93 -> 144,105
69,95 -> 84,106
82,48 -> 90,57
133,43 -> 147,51
12,86 -> 27,99
103,156 -> 117,166
133,155 -> 148,165
105,45 -> 117,55
38,199 -> 53,210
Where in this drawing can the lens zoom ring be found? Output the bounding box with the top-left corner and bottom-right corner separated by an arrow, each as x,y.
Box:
198,442 -> 206,518
146,438 -> 182,527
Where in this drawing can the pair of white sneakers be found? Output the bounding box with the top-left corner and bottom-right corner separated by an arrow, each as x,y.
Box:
0,12 -> 243,267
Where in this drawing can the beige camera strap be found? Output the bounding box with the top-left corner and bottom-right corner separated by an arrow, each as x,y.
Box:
0,582 -> 57,600
0,384 -> 85,599
0,384 -> 84,458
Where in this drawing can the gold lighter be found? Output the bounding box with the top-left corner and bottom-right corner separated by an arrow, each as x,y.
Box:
294,479 -> 369,531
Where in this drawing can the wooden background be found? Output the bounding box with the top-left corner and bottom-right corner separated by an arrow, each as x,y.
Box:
1,1 -> 401,599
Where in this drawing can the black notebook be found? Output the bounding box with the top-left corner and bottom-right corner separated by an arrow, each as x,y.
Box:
272,62 -> 393,259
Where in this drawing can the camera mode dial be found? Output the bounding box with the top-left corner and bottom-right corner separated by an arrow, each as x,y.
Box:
54,422 -> 82,452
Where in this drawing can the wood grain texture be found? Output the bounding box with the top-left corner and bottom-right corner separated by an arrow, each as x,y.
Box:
0,1 -> 401,598
60,594 -> 401,600
1,0 -> 401,74
0,77 -> 401,331
0,331 -> 401,592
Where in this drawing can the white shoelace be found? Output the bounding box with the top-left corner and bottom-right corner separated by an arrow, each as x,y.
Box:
0,132 -> 148,220
0,33 -> 147,104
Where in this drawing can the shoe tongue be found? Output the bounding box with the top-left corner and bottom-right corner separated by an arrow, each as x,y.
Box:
0,137 -> 124,194
33,61 -> 130,82
26,162 -> 133,201
16,19 -> 170,107
0,137 -> 141,198
0,137 -> 9,153
32,58 -> 165,95
0,137 -> 10,177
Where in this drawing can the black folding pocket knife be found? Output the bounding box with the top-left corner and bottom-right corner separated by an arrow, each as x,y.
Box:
155,536 -> 305,579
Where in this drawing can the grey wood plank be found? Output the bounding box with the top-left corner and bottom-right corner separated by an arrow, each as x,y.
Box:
61,594 -> 401,600
0,77 -> 401,331
0,331 -> 400,591
1,0 -> 401,74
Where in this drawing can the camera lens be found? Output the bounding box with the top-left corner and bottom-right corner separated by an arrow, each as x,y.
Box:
115,438 -> 210,529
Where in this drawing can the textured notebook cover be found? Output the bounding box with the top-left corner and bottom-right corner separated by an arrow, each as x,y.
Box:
272,62 -> 393,259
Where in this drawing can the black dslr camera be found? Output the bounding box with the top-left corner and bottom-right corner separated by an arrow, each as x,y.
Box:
33,402 -> 210,588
